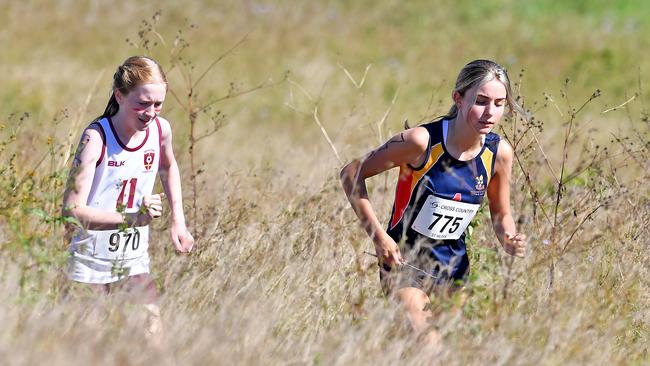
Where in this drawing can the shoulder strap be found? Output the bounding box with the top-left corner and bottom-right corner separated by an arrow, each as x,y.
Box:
484,132 -> 500,156
155,116 -> 163,151
88,120 -> 107,167
482,132 -> 500,181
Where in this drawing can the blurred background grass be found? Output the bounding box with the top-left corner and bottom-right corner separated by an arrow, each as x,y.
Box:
2,0 -> 649,121
0,1 -> 648,365
2,0 -> 649,166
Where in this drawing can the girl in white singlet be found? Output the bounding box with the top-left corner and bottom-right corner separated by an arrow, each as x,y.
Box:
62,56 -> 194,327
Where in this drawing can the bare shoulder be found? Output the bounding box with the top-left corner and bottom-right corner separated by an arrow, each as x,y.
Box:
496,137 -> 514,161
403,126 -> 430,150
382,126 -> 429,153
365,126 -> 429,168
80,123 -> 105,152
84,123 -> 104,140
495,137 -> 514,171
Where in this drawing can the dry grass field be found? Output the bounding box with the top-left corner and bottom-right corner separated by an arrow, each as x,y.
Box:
0,1 -> 648,365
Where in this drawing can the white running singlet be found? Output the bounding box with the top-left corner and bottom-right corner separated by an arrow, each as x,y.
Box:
67,116 -> 162,284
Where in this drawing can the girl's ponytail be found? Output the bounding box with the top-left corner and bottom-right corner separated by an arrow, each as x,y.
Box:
99,93 -> 120,121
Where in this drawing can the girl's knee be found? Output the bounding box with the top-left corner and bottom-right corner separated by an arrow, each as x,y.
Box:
396,287 -> 430,312
126,274 -> 158,304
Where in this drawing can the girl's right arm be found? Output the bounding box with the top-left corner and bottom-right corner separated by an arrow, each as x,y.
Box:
62,125 -> 153,230
340,126 -> 430,267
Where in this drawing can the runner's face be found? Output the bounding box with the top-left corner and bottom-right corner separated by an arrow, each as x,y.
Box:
457,80 -> 507,135
116,82 -> 166,131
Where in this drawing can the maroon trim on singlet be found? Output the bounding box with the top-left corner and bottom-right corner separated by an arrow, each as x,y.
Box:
155,117 -> 163,151
107,116 -> 150,152
89,122 -> 107,167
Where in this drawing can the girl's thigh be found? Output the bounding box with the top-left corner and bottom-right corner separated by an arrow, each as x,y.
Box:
116,273 -> 158,304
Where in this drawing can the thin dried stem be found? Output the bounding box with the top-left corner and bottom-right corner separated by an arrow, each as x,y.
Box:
601,94 -> 636,114
313,106 -> 342,164
62,70 -> 105,169
338,63 -> 372,89
193,33 -> 250,90
376,87 -> 400,143
201,78 -> 284,112
559,203 -> 605,256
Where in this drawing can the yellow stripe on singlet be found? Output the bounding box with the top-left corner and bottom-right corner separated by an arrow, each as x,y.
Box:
480,147 -> 494,185
412,143 -> 444,185
390,142 -> 445,229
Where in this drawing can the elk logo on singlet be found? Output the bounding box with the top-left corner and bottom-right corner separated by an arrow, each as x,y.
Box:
108,160 -> 125,167
144,150 -> 155,171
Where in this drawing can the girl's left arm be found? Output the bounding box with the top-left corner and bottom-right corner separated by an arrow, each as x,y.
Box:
158,117 -> 194,252
487,139 -> 526,257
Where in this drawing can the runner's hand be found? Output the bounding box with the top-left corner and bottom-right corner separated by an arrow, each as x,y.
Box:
134,193 -> 165,226
503,232 -> 527,257
142,193 -> 165,219
374,233 -> 404,268
170,221 -> 194,253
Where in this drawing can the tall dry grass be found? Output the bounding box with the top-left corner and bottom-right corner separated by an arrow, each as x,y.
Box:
1,1 -> 648,365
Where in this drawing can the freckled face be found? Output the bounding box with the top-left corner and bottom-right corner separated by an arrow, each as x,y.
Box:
115,82 -> 166,131
456,80 -> 507,135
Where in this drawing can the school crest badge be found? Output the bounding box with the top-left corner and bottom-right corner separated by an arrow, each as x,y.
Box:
144,150 -> 155,170
475,175 -> 485,191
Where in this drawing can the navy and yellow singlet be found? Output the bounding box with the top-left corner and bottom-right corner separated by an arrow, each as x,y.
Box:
386,118 -> 500,282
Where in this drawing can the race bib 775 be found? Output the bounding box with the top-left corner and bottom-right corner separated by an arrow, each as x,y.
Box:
411,195 -> 479,240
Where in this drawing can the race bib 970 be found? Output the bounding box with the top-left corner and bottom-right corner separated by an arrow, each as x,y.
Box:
90,226 -> 149,260
411,195 -> 479,240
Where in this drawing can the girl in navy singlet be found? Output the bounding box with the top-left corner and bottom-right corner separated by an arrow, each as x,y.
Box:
341,60 -> 527,347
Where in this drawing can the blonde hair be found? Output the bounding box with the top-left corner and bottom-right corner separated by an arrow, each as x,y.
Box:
98,56 -> 167,120
444,59 -> 523,121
